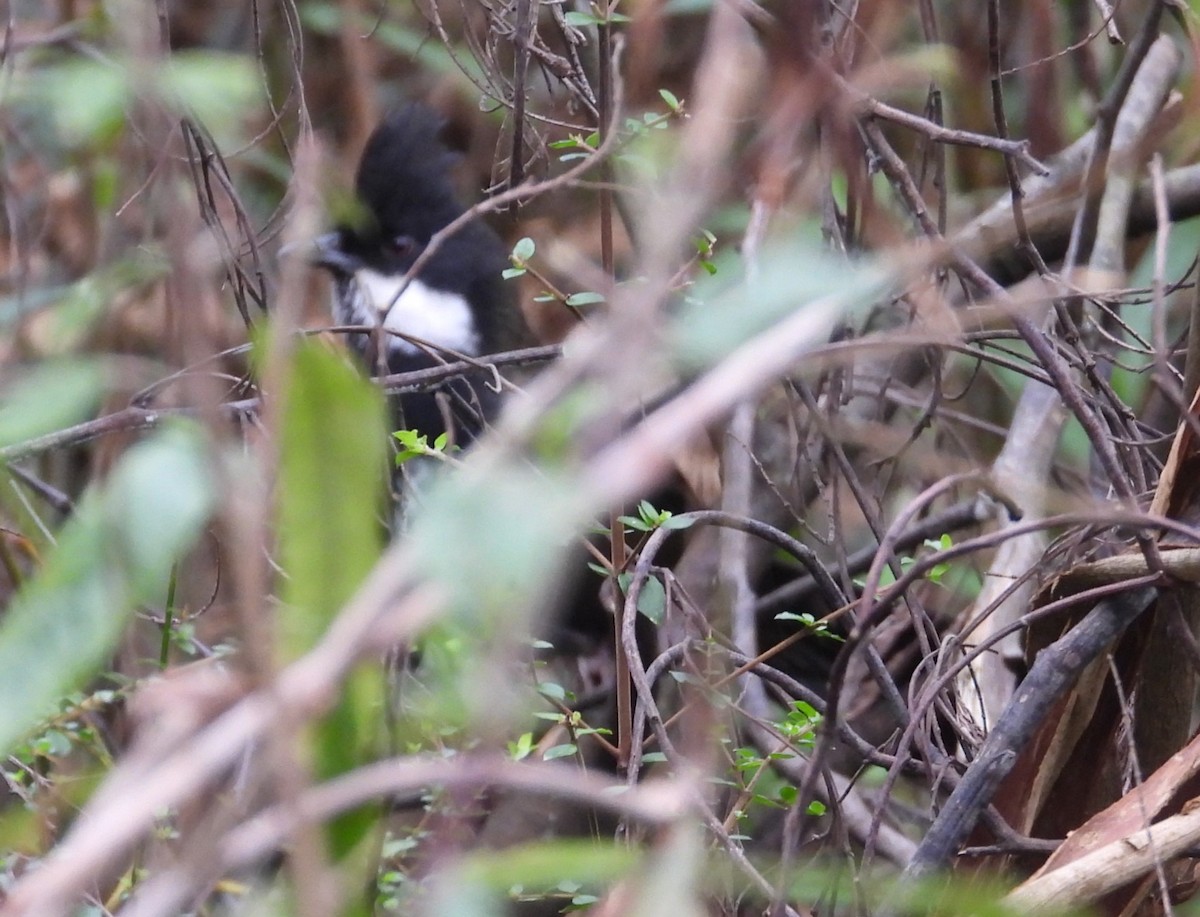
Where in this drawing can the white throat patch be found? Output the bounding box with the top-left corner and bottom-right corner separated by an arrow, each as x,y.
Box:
349,269 -> 481,356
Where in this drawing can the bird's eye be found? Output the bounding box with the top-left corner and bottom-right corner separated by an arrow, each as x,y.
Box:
388,235 -> 417,257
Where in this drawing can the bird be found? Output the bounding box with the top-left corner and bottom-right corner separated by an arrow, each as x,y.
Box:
312,105 -> 530,449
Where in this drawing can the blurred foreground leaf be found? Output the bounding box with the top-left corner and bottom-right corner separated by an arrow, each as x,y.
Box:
277,339 -> 388,860
17,51 -> 258,148
671,241 -> 890,370
0,360 -> 105,451
0,421 -> 215,756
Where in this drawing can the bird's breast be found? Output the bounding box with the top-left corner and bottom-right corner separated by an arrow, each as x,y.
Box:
335,269 -> 482,357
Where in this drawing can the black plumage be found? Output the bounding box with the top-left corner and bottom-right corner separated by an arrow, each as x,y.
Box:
314,105 -> 528,446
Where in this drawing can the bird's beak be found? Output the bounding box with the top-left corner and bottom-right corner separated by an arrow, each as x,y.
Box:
308,232 -> 364,277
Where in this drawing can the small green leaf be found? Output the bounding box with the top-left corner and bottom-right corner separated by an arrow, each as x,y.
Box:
508,732 -> 534,761
635,575 -> 666,625
660,514 -> 695,530
502,267 -> 526,280
617,514 -> 651,532
512,237 -> 536,261
563,10 -> 601,25
565,291 -> 606,308
543,743 -> 578,761
659,88 -> 681,110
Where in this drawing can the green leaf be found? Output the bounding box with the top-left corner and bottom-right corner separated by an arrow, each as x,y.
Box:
670,241 -> 889,371
508,732 -> 534,761
563,10 -> 602,25
0,422 -> 215,757
410,466 -> 588,628
103,423 -> 218,598
660,514 -> 695,530
161,52 -> 258,138
617,514 -> 651,532
635,574 -> 666,625
0,254 -> 169,343
512,237 -> 536,261
278,339 -> 386,649
37,58 -> 130,145
502,267 -> 526,280
302,3 -> 485,90
462,840 -> 636,894
393,428 -> 429,465
564,291 -> 606,307
276,339 -> 388,859
0,360 -> 105,451
658,88 -> 681,111
543,743 -> 578,760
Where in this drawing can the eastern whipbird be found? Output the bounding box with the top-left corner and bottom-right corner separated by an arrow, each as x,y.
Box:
313,105 -> 530,447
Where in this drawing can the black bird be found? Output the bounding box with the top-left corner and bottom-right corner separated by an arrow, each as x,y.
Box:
313,105 -> 529,447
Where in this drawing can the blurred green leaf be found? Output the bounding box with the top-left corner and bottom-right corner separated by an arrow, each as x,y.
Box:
37,57 -> 130,145
302,3 -> 485,89
462,840 -> 636,892
277,339 -> 388,859
411,465 -> 588,628
0,421 -> 215,756
103,423 -> 218,597
19,52 -> 257,150
0,360 -> 105,452
162,52 -> 259,138
543,743 -> 578,760
278,339 -> 387,650
670,241 -> 889,371
0,252 -> 169,340
564,9 -> 631,25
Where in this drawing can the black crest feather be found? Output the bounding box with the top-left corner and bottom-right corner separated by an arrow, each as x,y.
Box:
354,105 -> 464,242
